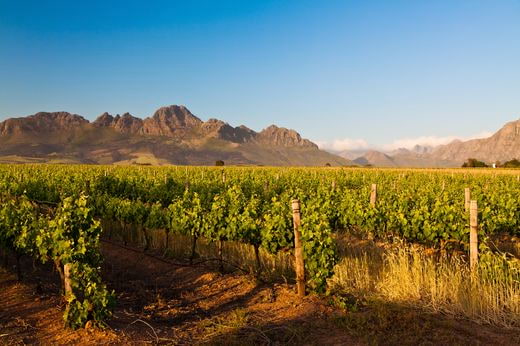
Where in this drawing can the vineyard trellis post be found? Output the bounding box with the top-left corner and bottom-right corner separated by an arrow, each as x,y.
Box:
292,199 -> 305,297
370,184 -> 377,207
470,200 -> 478,270
464,188 -> 471,212
64,263 -> 72,297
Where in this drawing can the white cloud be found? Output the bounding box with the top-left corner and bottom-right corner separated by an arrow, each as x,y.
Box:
315,138 -> 370,152
316,131 -> 493,153
382,131 -> 494,151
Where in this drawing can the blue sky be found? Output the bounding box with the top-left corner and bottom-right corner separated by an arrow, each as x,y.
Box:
1,0 -> 519,151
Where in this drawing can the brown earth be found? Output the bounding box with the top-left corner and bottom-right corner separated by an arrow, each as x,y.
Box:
1,242 -> 519,345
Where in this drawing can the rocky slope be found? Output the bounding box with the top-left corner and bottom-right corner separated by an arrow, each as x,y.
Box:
430,119 -> 520,163
353,150 -> 397,167
0,105 -> 349,166
346,119 -> 520,167
0,112 -> 89,136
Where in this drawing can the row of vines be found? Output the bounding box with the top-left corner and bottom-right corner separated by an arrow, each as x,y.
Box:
1,164 -> 519,328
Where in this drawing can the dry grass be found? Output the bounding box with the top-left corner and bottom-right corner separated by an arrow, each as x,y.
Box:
170,235 -> 295,282
106,221 -> 520,328
330,236 -> 520,328
104,220 -> 295,283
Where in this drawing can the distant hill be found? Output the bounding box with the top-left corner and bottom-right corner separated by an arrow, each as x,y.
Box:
429,119 -> 520,164
0,105 -> 350,166
341,119 -> 520,167
353,150 -> 396,167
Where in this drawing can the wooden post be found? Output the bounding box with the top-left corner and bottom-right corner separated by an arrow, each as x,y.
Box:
222,171 -> 226,184
217,240 -> 224,272
292,199 -> 305,297
469,200 -> 478,270
370,184 -> 377,207
64,263 -> 72,297
464,188 -> 471,212
331,180 -> 336,190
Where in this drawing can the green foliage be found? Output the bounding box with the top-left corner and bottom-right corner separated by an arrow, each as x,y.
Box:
2,164 -> 520,299
0,194 -> 114,329
301,198 -> 337,292
261,196 -> 293,253
462,158 -> 489,167
502,159 -> 520,168
64,261 -> 115,329
50,195 -> 115,329
167,189 -> 204,237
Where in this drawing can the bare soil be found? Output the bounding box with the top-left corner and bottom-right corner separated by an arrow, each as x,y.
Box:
1,241 -> 518,345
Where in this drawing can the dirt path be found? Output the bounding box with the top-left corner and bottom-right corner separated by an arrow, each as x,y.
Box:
1,242 -> 519,345
0,267 -> 123,345
0,243 -> 357,345
99,241 -> 358,345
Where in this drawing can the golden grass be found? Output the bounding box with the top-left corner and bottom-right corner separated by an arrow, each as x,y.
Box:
105,221 -> 519,327
330,239 -> 520,328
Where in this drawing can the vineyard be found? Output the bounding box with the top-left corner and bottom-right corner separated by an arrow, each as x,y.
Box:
1,164 -> 519,334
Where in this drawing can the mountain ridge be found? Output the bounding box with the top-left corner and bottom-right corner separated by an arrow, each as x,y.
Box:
0,105 -> 348,166
345,118 -> 520,167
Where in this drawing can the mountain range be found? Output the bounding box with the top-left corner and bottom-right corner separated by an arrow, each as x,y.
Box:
1,105 -> 518,167
0,105 -> 349,166
341,119 -> 520,167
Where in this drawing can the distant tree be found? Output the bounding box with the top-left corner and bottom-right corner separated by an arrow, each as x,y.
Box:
325,162 -> 331,167
215,160 -> 225,167
502,159 -> 520,168
462,158 -> 488,168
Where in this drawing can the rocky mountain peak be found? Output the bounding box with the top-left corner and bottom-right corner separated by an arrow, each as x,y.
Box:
151,105 -> 202,126
93,112 -> 115,127
0,111 -> 88,136
142,105 -> 203,136
491,118 -> 520,139
113,113 -> 143,134
258,125 -> 317,148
